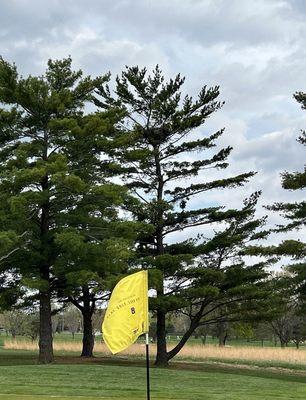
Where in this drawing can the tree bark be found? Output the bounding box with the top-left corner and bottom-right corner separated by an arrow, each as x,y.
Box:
167,322 -> 198,360
155,310 -> 168,366
81,287 -> 94,357
153,145 -> 169,366
39,286 -> 53,363
165,303 -> 206,362
38,170 -> 53,364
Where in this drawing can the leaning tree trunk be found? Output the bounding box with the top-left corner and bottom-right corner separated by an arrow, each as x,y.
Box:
166,307 -> 204,362
167,323 -> 198,361
81,287 -> 94,357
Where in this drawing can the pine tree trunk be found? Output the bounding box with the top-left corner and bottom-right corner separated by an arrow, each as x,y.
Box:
81,311 -> 94,357
38,288 -> 53,363
155,310 -> 168,366
154,231 -> 169,366
81,288 -> 94,357
38,168 -> 53,364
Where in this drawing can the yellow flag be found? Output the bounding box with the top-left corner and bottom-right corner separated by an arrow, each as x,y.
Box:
102,270 -> 149,354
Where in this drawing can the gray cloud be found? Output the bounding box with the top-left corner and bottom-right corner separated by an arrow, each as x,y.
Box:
0,0 -> 305,249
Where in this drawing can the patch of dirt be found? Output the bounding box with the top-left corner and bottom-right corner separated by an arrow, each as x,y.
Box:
172,359 -> 306,377
52,354 -> 306,378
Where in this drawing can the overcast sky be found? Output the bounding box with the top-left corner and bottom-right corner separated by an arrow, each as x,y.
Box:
0,0 -> 305,247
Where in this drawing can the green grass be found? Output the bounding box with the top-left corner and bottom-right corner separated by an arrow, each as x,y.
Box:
1,334 -> 306,399
0,349 -> 306,399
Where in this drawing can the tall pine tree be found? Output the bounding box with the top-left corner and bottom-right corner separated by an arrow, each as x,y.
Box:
94,66 -> 263,365
0,57 -> 133,363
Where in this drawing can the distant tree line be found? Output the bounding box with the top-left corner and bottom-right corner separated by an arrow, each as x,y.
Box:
2,305 -> 306,350
0,57 -> 305,366
0,306 -> 104,342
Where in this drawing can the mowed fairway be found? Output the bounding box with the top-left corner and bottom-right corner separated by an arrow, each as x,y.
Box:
0,352 -> 306,400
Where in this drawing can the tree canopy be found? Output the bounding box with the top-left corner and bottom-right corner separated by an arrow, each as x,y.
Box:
0,57 -> 137,362
0,58 -> 300,366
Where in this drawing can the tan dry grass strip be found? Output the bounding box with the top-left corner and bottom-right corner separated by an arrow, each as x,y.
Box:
4,339 -> 306,365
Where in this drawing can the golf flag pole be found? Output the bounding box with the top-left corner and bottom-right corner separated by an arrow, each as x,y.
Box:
145,331 -> 150,400
102,270 -> 150,399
